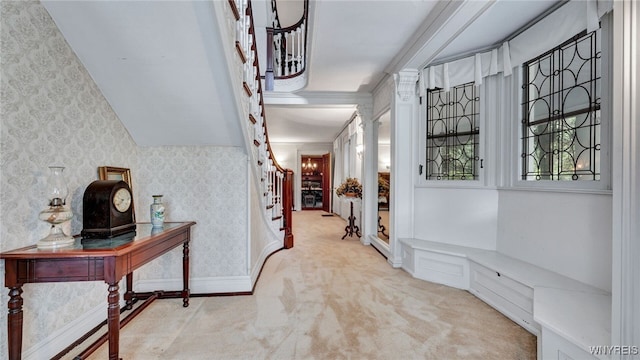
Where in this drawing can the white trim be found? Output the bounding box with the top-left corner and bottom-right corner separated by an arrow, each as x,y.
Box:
417,81 -> 486,188
611,0 -> 640,355
263,91 -> 371,106
136,276 -> 253,294
295,149 -> 332,212
390,70 -> 419,267
362,104 -> 395,246
246,158 -> 252,277
362,114 -> 379,243
507,17 -> 613,193
369,234 -> 391,259
250,238 -> 283,286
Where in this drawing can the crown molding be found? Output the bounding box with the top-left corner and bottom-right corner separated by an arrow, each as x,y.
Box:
384,0 -> 496,74
263,91 -> 372,106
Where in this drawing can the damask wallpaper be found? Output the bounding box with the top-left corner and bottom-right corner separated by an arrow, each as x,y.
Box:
1,1 -> 139,354
1,1 -> 252,357
136,146 -> 248,280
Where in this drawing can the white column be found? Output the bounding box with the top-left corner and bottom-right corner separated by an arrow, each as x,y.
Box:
333,138 -> 343,216
611,1 -> 640,357
389,69 -> 419,267
359,103 -> 376,246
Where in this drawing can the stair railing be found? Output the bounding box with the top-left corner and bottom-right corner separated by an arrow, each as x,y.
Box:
228,0 -> 294,248
265,0 -> 309,90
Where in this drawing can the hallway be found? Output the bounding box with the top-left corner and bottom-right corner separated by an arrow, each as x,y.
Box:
85,211 -> 536,359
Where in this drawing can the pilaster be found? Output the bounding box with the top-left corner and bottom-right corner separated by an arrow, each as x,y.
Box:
389,69 -> 419,267
358,103 -> 377,246
611,0 -> 640,356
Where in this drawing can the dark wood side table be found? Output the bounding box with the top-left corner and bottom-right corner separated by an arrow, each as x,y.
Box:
0,221 -> 196,360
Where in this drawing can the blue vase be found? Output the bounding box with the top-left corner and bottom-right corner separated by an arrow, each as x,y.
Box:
150,195 -> 165,227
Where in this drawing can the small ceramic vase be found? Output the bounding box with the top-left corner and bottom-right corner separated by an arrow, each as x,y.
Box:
150,195 -> 165,227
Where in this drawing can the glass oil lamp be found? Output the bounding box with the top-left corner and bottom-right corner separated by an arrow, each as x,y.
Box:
37,166 -> 74,249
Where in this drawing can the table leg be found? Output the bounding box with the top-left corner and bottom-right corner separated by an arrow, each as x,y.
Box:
342,201 -> 361,239
107,282 -> 120,360
182,241 -> 190,308
124,273 -> 134,310
7,286 -> 24,360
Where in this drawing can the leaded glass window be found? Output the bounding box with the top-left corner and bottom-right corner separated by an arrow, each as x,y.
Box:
521,30 -> 601,181
425,82 -> 480,180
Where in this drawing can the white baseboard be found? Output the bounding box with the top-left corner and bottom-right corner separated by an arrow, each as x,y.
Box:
250,239 -> 282,286
135,275 -> 253,294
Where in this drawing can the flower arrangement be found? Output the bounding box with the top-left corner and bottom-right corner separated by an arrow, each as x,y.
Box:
378,175 -> 390,194
336,177 -> 362,198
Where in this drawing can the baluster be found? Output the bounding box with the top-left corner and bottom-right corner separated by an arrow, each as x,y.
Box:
236,20 -> 242,47
277,172 -> 282,220
280,173 -> 284,227
244,15 -> 250,52
262,166 -> 268,202
273,35 -> 278,77
276,34 -> 283,76
296,27 -> 301,72
285,32 -> 291,76
300,24 -> 305,71
279,34 -> 284,77
270,162 -> 275,208
268,167 -> 273,206
253,123 -> 258,143
254,71 -> 259,95
292,29 -> 296,73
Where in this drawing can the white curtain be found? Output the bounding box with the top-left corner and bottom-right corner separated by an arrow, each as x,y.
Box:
420,0 -> 613,93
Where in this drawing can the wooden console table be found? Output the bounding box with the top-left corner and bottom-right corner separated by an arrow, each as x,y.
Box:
1,221 -> 196,360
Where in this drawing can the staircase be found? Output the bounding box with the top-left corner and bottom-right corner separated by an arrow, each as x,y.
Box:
222,0 -> 294,247
265,0 -> 309,91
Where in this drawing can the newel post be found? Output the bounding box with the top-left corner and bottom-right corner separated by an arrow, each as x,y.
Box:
283,169 -> 294,248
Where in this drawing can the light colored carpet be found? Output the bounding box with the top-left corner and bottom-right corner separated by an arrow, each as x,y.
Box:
86,210 -> 536,359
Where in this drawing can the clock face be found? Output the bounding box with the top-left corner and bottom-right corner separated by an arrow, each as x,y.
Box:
113,188 -> 132,213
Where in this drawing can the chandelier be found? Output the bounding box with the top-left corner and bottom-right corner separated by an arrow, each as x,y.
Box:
302,157 -> 317,170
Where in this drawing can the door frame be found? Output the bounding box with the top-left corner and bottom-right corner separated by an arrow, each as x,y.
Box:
296,150 -> 332,212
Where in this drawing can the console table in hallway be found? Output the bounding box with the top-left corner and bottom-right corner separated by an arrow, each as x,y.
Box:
0,221 -> 196,360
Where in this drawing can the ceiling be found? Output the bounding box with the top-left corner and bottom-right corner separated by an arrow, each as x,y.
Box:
42,0 -> 561,148
42,0 -> 244,147
261,0 -> 560,144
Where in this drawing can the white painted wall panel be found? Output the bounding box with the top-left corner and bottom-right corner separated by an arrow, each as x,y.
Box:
496,190 -> 612,292
413,187 -> 499,250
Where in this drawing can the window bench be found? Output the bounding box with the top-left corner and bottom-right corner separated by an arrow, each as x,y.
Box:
398,238 -> 611,360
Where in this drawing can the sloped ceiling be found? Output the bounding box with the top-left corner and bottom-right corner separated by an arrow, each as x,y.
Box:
42,0 -> 244,147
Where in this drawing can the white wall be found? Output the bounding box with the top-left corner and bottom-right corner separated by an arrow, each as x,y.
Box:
497,191 -> 612,291
248,174 -> 283,284
331,115 -> 364,217
377,144 -> 390,172
413,188 -> 499,250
